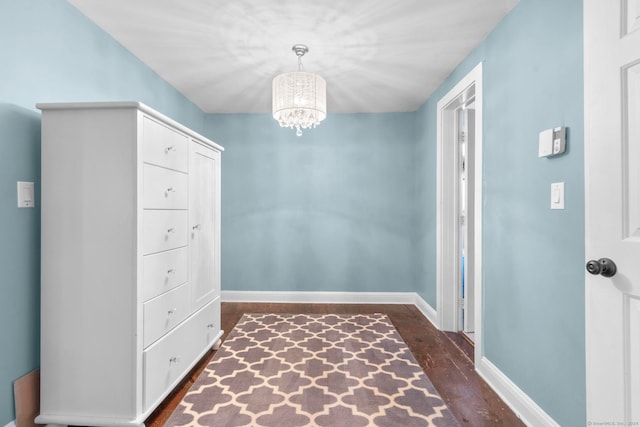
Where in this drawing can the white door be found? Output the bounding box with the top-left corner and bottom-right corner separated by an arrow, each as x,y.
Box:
585,1 -> 640,424
190,141 -> 220,311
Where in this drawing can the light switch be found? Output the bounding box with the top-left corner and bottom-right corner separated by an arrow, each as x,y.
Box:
17,181 -> 35,208
551,182 -> 564,210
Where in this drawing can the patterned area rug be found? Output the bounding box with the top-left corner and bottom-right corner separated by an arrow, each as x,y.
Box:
165,313 -> 460,427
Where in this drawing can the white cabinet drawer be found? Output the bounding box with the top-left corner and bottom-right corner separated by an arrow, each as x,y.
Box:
141,210 -> 188,255
143,318 -> 191,411
142,116 -> 188,173
143,282 -> 190,348
142,247 -> 188,301
192,296 -> 221,349
142,297 -> 220,411
142,164 -> 188,209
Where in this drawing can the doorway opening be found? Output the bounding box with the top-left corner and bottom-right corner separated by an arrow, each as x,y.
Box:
457,102 -> 475,342
436,63 -> 483,361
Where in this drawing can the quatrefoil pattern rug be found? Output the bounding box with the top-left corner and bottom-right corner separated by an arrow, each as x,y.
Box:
165,313 -> 460,427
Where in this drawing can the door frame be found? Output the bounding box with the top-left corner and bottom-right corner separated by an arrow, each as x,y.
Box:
436,62 -> 483,361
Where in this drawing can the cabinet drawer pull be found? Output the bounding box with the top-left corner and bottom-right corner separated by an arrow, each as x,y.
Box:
165,145 -> 176,153
164,187 -> 175,197
169,356 -> 180,364
168,308 -> 178,316
166,227 -> 175,234
192,224 -> 201,231
207,323 -> 215,329
167,268 -> 175,275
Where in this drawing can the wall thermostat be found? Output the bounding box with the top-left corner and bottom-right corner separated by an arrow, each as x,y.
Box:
538,127 -> 566,157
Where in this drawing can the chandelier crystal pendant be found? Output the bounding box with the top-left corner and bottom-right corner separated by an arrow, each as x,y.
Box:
272,44 -> 326,136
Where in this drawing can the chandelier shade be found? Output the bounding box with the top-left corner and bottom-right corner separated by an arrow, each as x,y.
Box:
272,45 -> 327,136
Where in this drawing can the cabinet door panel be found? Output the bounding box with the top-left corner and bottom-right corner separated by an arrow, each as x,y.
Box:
189,142 -> 220,310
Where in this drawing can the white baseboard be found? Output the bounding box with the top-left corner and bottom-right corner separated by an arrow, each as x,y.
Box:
3,420 -> 16,427
221,290 -> 419,305
413,293 -> 439,328
222,289 -> 441,330
477,357 -> 560,427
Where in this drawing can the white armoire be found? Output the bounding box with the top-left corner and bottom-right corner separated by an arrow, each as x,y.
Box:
36,102 -> 223,427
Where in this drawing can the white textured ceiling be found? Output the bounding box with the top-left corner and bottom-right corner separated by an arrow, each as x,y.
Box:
67,0 -> 517,114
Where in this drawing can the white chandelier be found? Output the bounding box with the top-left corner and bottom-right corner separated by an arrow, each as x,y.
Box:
272,44 -> 326,136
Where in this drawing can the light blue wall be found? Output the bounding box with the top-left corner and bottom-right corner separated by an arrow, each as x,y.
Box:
413,98 -> 438,306
1,0 -> 586,425
205,113 -> 417,294
0,1 -> 206,423
415,0 -> 585,425
0,104 -> 41,426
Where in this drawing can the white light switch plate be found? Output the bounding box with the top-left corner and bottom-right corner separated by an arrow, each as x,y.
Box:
551,182 -> 564,210
17,181 -> 35,208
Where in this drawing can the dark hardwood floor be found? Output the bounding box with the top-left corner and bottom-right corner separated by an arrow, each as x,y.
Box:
146,302 -> 525,426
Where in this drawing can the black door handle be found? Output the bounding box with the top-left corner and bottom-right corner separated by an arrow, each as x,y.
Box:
586,258 -> 617,277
